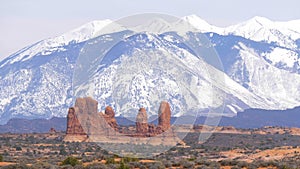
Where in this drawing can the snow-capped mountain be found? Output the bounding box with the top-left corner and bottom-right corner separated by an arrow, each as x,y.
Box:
181,15 -> 222,33
185,15 -> 300,74
223,16 -> 300,49
0,15 -> 299,124
75,31 -> 300,118
0,20 -> 112,68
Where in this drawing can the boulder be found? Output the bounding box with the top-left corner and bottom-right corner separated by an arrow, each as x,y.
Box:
105,106 -> 115,118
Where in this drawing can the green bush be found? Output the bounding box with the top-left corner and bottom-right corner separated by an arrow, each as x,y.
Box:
61,156 -> 81,166
122,156 -> 138,163
15,146 -> 22,151
0,154 -> 3,162
105,157 -> 116,164
118,161 -> 130,169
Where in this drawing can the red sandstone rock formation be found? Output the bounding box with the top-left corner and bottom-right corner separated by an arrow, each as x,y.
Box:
136,108 -> 148,133
65,97 -> 121,141
105,106 -> 115,118
100,106 -> 118,130
66,97 -> 98,136
66,107 -> 86,135
65,98 -> 175,142
158,101 -> 171,131
135,101 -> 172,136
148,123 -> 156,134
49,127 -> 57,134
147,124 -> 163,136
75,97 -> 98,115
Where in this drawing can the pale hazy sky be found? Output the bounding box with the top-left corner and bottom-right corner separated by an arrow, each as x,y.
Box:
1,0 -> 300,60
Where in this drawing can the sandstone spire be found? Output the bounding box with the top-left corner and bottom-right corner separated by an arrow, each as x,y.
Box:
136,108 -> 148,133
158,101 -> 171,131
101,106 -> 118,130
66,107 -> 86,135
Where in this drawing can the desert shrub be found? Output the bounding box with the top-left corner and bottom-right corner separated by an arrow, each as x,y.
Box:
105,157 -> 116,164
105,164 -> 118,169
171,160 -> 181,167
161,159 -> 172,167
1,164 -> 30,169
181,159 -> 195,168
31,162 -> 56,169
195,158 -> 206,165
59,148 -> 67,156
196,165 -> 209,169
220,159 -> 238,166
231,166 -> 241,169
247,163 -> 258,169
60,165 -> 73,169
73,165 -> 85,169
208,161 -> 221,168
146,162 -> 165,169
85,146 -> 93,152
61,156 -> 81,166
127,162 -> 142,168
130,162 -> 146,169
16,146 -> 22,151
85,163 -> 108,169
237,161 -> 248,168
81,156 -> 94,163
118,161 -> 130,169
122,156 -> 138,163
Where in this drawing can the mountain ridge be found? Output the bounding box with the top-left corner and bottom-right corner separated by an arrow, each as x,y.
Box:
2,15 -> 300,64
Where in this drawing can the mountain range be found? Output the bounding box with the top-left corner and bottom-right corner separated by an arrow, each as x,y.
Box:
0,15 -> 299,125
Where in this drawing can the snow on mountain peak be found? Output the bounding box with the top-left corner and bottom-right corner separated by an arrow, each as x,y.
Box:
181,15 -> 221,33
248,16 -> 273,26
132,17 -> 173,34
3,15 -> 299,68
282,20 -> 300,33
1,19 -> 112,67
224,16 -> 300,48
63,19 -> 113,41
182,15 -> 211,26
